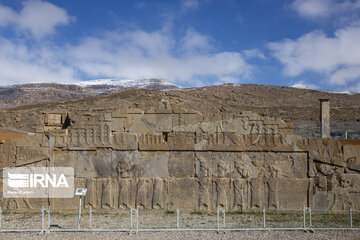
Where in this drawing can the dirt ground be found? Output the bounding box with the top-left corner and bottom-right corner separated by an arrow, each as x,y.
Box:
0,211 -> 359,239
1,230 -> 360,240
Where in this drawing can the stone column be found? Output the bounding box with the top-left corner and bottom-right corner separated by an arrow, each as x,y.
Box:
320,99 -> 330,138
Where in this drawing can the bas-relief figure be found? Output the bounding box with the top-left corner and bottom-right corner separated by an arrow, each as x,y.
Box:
0,109 -> 359,213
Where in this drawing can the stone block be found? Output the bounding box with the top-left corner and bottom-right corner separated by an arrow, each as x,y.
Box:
142,113 -> 173,133
76,150 -> 112,178
168,152 -> 195,178
15,146 -> 48,166
195,152 -> 244,178
167,179 -> 198,211
15,134 -> 43,147
111,118 -> 126,132
264,152 -> 308,178
167,132 -> 195,150
309,138 -> 344,167
276,178 -> 309,211
112,132 -> 137,150
343,145 -> 360,172
126,114 -> 157,134
112,151 -> 169,178
52,150 -> 77,168
138,134 -> 168,151
0,141 -> 16,168
172,113 -> 203,132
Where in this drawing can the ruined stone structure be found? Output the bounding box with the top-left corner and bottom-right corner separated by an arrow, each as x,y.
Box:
320,99 -> 330,138
1,103 -> 360,213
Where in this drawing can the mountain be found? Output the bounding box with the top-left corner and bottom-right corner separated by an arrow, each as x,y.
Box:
0,79 -> 180,108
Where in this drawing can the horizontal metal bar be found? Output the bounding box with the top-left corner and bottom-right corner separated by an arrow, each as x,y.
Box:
0,229 -> 43,232
138,228 -> 219,232
0,227 -> 359,233
49,228 -> 130,232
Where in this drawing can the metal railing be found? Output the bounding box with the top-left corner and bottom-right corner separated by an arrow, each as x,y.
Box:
0,206 -> 358,233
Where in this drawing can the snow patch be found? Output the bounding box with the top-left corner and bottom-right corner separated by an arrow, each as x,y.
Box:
74,78 -> 180,88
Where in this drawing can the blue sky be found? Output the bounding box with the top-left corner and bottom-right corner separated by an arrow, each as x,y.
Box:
0,0 -> 360,91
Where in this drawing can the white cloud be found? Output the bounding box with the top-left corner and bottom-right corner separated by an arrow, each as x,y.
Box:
0,5 -> 16,26
66,29 -> 251,85
181,29 -> 212,53
243,49 -> 266,59
182,0 -> 199,10
268,26 -> 360,89
291,81 -> 318,90
0,0 -> 72,38
330,66 -> 360,85
291,0 -> 360,18
0,1 -> 251,86
0,38 -> 76,85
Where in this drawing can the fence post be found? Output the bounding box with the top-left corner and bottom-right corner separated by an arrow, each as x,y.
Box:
217,208 -> 220,233
0,207 -> 2,229
89,206 -> 92,229
47,207 -> 51,232
303,205 -> 306,230
136,208 -> 139,234
263,206 -> 266,228
130,208 -> 133,233
41,206 -> 44,233
77,196 -> 82,229
222,208 -> 226,231
309,207 -> 312,227
176,208 -> 180,229
350,205 -> 353,228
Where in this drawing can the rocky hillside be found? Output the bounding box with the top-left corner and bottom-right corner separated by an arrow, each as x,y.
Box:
1,83 -> 359,128
0,79 -> 180,109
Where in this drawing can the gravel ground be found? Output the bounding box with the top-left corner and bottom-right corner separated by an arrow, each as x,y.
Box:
0,230 -> 360,240
0,210 -> 359,239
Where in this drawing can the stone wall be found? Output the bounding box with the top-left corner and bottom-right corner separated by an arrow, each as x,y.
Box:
1,106 -> 360,213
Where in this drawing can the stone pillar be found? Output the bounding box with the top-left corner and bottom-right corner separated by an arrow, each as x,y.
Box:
320,99 -> 330,138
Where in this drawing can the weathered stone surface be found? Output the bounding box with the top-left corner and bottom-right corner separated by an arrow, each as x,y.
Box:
167,132 -> 195,150
264,152 -> 308,178
168,178 -> 198,211
172,113 -> 203,132
0,140 -> 16,168
309,138 -> 344,167
51,178 -> 86,210
15,134 -> 43,147
15,146 -> 48,166
343,144 -> 360,172
52,150 -> 76,168
1,109 -> 360,213
195,152 -> 245,178
312,174 -> 360,212
112,132 -> 137,150
76,150 -> 112,177
112,151 -> 169,178
276,178 -> 308,211
168,152 -> 194,178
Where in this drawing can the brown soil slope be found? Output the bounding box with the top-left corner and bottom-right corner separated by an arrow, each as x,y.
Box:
0,84 -> 359,132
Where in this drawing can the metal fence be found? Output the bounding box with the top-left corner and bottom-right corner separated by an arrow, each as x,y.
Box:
0,206 -> 359,234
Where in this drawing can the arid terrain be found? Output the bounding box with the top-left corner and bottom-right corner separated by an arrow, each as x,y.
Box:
1,83 -> 360,133
0,211 -> 358,240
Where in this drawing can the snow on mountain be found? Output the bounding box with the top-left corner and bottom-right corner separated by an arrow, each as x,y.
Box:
74,78 -> 180,89
0,79 -> 181,108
